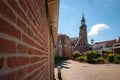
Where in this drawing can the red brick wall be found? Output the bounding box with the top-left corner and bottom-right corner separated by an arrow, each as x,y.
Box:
62,44 -> 72,59
0,0 -> 53,80
60,35 -> 72,59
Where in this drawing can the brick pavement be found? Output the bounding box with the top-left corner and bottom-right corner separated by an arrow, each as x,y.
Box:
54,60 -> 120,80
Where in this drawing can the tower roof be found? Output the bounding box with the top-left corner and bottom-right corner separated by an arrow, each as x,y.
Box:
82,13 -> 85,20
81,13 -> 85,25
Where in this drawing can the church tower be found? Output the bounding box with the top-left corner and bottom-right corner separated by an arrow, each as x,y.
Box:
79,13 -> 88,43
74,13 -> 90,53
73,13 -> 90,53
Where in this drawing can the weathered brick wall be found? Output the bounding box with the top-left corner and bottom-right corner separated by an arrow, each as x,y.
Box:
0,0 -> 53,80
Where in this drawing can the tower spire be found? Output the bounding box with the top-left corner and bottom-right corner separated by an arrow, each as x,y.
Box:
82,12 -> 85,20
81,12 -> 85,25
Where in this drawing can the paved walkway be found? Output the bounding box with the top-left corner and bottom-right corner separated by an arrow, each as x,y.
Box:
54,60 -> 120,80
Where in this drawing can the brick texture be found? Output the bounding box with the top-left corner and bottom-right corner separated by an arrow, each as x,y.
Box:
0,57 -> 4,70
0,38 -> 16,53
0,0 -> 55,80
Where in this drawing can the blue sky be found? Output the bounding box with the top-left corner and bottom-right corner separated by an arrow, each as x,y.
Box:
58,0 -> 120,44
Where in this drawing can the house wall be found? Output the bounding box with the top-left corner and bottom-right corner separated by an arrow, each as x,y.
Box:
61,35 -> 72,58
0,0 -> 54,80
55,35 -> 63,57
63,44 -> 72,58
55,34 -> 72,59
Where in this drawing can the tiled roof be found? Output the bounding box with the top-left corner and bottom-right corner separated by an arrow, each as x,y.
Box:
94,40 -> 116,47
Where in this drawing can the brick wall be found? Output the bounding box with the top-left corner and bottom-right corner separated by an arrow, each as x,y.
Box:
57,34 -> 72,59
0,0 -> 54,80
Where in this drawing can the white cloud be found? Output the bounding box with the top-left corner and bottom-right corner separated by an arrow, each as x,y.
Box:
88,24 -> 110,36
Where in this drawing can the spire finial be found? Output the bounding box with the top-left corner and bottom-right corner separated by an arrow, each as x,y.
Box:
82,12 -> 84,20
81,12 -> 85,25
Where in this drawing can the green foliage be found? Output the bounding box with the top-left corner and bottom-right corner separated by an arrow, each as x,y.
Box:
84,56 -> 87,62
96,57 -> 105,64
114,54 -> 120,64
107,54 -> 114,63
104,50 -> 113,53
73,51 -> 80,59
118,52 -> 120,55
76,56 -> 84,62
86,51 -> 99,63
104,54 -> 109,59
76,56 -> 87,62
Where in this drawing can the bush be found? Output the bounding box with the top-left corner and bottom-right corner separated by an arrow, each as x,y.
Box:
73,51 -> 81,59
107,54 -> 114,63
96,58 -> 105,64
114,54 -> 120,64
76,56 -> 84,62
118,52 -> 120,55
86,51 -> 99,63
104,50 -> 113,53
84,56 -> 87,62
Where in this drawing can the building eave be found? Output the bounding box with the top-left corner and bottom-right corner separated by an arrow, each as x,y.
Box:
47,0 -> 59,42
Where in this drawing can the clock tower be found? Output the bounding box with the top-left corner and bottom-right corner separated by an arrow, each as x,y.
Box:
73,13 -> 90,53
79,13 -> 88,44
